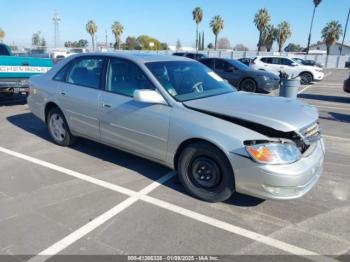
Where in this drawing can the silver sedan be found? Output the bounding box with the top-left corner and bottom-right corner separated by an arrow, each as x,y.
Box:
28,53 -> 325,202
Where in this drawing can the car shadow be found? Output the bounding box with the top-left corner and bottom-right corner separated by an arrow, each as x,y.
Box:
6,112 -> 264,207
298,93 -> 350,104
320,112 -> 350,124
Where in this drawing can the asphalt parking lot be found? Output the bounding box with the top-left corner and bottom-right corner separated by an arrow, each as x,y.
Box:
0,69 -> 349,262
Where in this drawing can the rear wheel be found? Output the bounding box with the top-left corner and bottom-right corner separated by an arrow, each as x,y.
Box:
47,107 -> 76,146
240,78 -> 257,92
178,142 -> 235,202
300,72 -> 313,85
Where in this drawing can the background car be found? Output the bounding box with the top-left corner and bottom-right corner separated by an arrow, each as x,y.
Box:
250,56 -> 324,85
173,52 -> 207,60
292,57 -> 323,68
344,75 -> 350,93
238,57 -> 253,66
200,58 -> 280,93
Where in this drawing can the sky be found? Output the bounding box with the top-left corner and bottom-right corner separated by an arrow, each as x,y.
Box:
1,0 -> 349,50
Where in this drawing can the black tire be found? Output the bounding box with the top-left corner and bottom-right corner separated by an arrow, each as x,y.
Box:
177,142 -> 235,202
300,72 -> 313,85
240,78 -> 257,92
47,107 -> 76,146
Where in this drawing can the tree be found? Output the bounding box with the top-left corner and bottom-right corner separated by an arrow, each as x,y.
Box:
41,37 -> 46,48
125,36 -> 141,50
192,7 -> 203,51
176,39 -> 182,50
0,28 -> 5,43
276,21 -> 292,52
111,21 -> 124,50
321,20 -> 343,55
78,39 -> 88,48
217,37 -> 231,49
261,24 -> 277,51
254,8 -> 271,51
32,32 -> 41,47
210,15 -> 224,50
160,42 -> 169,50
306,0 -> 322,53
86,20 -> 97,51
284,43 -> 304,52
233,44 -> 249,51
207,43 -> 214,49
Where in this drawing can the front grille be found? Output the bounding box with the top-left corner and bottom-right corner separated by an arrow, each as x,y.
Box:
299,122 -> 321,145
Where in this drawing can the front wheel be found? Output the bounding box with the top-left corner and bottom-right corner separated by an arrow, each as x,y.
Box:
300,72 -> 313,85
178,142 -> 235,202
240,79 -> 257,92
47,107 -> 76,146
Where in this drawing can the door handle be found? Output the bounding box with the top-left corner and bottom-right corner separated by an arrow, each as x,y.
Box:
102,103 -> 111,108
60,91 -> 66,96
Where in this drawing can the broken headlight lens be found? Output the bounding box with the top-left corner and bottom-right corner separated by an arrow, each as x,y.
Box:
246,143 -> 301,165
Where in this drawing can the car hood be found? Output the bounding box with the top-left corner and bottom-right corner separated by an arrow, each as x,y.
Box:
183,92 -> 318,132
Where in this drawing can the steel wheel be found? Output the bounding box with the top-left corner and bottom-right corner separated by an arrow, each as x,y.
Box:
190,157 -> 222,189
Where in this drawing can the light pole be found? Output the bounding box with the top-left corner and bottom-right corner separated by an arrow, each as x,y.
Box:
52,10 -> 61,48
340,7 -> 350,56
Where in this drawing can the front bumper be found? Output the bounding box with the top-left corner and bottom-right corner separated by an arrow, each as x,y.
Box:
0,78 -> 29,89
229,139 -> 325,200
313,71 -> 324,81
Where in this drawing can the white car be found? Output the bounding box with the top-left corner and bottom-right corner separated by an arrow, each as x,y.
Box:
250,56 -> 324,85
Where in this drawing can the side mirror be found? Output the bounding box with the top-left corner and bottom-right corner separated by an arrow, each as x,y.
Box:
291,62 -> 298,67
133,89 -> 167,105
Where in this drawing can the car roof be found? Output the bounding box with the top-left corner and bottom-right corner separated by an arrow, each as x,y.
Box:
72,52 -> 193,63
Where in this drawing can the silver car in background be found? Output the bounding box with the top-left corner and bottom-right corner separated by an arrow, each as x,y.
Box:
28,53 -> 325,202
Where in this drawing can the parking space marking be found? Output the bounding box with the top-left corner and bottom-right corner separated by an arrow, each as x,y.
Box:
0,146 -> 136,197
28,172 -> 176,262
298,85 -> 312,94
0,146 -> 338,261
323,135 -> 350,142
314,104 -> 350,111
140,195 -> 337,262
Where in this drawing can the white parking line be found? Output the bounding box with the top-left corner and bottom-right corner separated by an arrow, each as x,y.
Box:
298,85 -> 312,94
27,171 -> 176,262
141,195 -> 336,262
0,146 -> 337,262
315,104 -> 350,111
323,135 -> 350,142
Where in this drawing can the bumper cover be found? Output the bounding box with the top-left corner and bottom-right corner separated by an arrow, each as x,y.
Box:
230,139 -> 325,200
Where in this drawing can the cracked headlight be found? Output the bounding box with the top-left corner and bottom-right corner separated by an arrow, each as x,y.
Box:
246,143 -> 301,165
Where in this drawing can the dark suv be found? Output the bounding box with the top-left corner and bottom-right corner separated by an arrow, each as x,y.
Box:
173,52 -> 207,61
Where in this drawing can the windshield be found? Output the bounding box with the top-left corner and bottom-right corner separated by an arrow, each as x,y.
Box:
146,61 -> 234,102
227,59 -> 251,71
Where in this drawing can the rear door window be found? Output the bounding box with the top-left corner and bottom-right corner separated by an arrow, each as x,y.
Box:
215,59 -> 228,71
67,57 -> 104,89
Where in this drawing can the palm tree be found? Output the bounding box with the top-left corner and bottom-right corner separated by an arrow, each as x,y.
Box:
254,8 -> 271,51
321,21 -> 343,55
192,7 -> 203,51
210,15 -> 224,50
306,0 -> 322,53
111,21 -> 124,50
0,28 -> 5,43
262,24 -> 277,52
276,21 -> 292,52
86,20 -> 97,51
